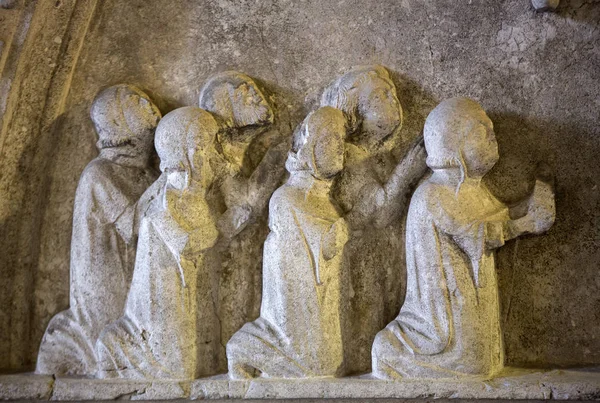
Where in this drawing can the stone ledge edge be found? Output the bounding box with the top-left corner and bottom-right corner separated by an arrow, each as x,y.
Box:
1,368 -> 599,401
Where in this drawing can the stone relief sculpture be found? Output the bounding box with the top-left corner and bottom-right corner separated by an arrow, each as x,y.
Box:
36,85 -> 161,376
32,71 -> 559,388
371,97 -> 556,379
226,106 -> 349,379
320,65 -> 428,373
96,106 -> 224,380
198,71 -> 289,349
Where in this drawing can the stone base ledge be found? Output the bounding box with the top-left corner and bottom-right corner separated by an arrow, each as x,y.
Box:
1,368 -> 599,401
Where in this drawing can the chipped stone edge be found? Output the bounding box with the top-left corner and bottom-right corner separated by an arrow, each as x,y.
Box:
1,368 -> 600,401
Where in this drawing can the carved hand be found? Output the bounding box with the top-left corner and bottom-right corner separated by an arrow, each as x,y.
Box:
505,164 -> 556,238
399,140 -> 428,183
527,178 -> 556,234
217,204 -> 253,239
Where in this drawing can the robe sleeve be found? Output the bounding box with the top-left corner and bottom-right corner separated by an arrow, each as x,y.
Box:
429,196 -> 507,261
78,161 -> 137,230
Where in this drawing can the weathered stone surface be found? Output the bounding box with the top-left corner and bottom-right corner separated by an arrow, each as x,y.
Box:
2,369 -> 600,400
0,0 -> 598,394
532,0 -> 561,12
0,0 -> 99,371
0,0 -> 18,10
321,65 -> 427,374
36,85 -> 161,376
372,98 -> 555,380
227,106 -> 349,379
198,71 -> 289,354
0,374 -> 53,401
96,106 -> 223,380
18,0 -> 596,373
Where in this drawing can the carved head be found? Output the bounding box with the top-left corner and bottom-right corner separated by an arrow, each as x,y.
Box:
154,106 -> 219,189
424,97 -> 498,179
320,65 -> 402,147
291,107 -> 346,180
198,71 -> 274,131
90,84 -> 161,154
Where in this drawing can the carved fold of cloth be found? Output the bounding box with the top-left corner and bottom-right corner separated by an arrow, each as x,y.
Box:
372,180 -> 509,379
96,179 -> 224,380
227,172 -> 349,378
36,155 -> 156,375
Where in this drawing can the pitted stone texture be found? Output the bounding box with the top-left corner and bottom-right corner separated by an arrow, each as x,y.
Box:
1,0 -> 599,374
372,98 -> 555,380
0,374 -> 53,401
2,369 -> 600,400
532,0 -> 560,11
96,107 -> 223,380
35,85 -> 161,376
227,107 -> 349,379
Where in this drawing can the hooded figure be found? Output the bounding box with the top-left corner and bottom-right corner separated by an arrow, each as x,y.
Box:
36,85 -> 161,376
320,65 -> 427,373
226,107 -> 350,378
96,107 -> 223,379
372,98 -> 555,379
199,71 -> 289,352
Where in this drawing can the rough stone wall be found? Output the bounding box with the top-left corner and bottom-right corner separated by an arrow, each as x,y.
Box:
0,0 -> 598,371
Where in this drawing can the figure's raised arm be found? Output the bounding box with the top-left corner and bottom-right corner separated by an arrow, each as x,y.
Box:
347,140 -> 428,229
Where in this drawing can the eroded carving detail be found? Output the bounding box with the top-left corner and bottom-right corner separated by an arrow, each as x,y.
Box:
199,71 -> 288,350
36,85 -> 161,375
96,106 -> 223,380
227,106 -> 349,379
371,98 -> 556,379
321,65 -> 427,373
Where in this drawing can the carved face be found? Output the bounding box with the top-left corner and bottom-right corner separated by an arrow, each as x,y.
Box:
302,107 -> 346,180
358,78 -> 402,143
91,86 -> 160,152
155,107 -> 218,188
462,113 -> 498,178
230,82 -> 273,128
312,127 -> 345,179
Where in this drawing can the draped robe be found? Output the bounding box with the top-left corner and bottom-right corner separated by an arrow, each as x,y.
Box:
36,153 -> 157,375
96,178 -> 222,379
372,179 -> 509,379
226,172 -> 349,378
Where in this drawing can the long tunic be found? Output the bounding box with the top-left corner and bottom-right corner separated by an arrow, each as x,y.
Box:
226,172 -> 349,378
372,179 -> 508,379
36,154 -> 156,375
96,180 -> 222,379
333,144 -> 407,374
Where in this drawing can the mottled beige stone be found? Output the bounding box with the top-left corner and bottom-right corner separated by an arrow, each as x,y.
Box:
2,369 -> 600,400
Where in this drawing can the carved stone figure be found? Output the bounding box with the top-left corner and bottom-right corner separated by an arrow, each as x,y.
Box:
320,65 -> 427,373
199,71 -> 288,349
96,107 -> 223,379
372,97 -> 556,379
227,106 -> 349,379
35,85 -> 161,376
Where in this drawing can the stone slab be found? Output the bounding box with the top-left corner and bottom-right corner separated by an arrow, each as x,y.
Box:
0,374 -> 53,401
1,368 -> 600,401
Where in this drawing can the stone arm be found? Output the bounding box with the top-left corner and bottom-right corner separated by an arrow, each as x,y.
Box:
440,181 -> 555,258
218,141 -> 288,238
247,141 -> 289,214
490,165 -> 556,246
346,141 -> 428,230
